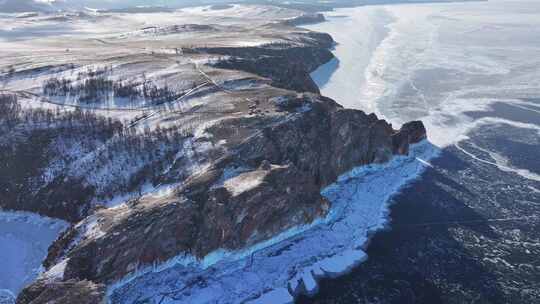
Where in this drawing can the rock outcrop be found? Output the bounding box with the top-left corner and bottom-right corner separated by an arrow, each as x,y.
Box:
17,91 -> 426,303
204,32 -> 335,94
5,8 -> 427,304
17,280 -> 105,304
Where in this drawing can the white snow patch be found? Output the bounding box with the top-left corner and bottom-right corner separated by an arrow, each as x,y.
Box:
211,166 -> 249,189
81,215 -> 105,240
318,249 -> 367,278
104,182 -> 177,209
223,170 -> 266,197
39,258 -> 69,282
300,270 -> 318,295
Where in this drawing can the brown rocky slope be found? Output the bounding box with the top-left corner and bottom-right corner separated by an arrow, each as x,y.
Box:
9,18 -> 426,304
17,92 -> 426,303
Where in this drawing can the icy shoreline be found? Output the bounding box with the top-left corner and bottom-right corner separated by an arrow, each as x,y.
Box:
0,211 -> 69,302
306,6 -> 395,112
108,140 -> 440,304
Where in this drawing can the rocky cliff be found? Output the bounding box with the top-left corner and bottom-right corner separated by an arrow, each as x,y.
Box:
16,93 -> 425,303
1,8 -> 426,304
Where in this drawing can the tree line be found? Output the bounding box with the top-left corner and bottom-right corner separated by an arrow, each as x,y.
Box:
43,67 -> 180,105
1,92 -> 196,201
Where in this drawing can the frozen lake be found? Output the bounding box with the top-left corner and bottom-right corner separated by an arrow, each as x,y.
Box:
307,0 -> 540,149
0,212 -> 68,302
302,1 -> 540,302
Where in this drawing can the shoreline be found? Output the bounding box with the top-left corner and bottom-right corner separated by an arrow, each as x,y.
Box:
2,5 -> 439,303
108,141 -> 440,303
0,211 -> 69,301
306,6 -> 396,112
107,12 -> 441,301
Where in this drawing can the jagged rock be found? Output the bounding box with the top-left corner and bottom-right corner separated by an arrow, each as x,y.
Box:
259,160 -> 272,170
400,120 -> 428,144
392,121 -> 427,155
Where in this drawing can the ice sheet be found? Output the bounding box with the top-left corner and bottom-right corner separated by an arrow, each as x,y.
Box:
0,211 -> 68,298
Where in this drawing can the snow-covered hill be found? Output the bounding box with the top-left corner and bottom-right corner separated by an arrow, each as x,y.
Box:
0,0 -> 53,12
0,1 -> 252,13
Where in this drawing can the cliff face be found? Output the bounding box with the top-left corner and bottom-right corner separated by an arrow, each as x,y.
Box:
204,32 -> 335,94
7,11 -> 426,304
17,92 -> 425,303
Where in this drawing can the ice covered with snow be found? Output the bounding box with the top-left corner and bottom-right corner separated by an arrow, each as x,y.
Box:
108,140 -> 440,304
0,211 -> 68,299
246,288 -> 294,304
0,289 -> 16,304
318,249 -> 368,278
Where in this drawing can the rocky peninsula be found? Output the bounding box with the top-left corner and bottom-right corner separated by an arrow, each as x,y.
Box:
0,4 -> 426,303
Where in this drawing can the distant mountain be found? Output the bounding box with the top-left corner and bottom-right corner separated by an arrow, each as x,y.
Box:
0,0 -> 320,14
0,0 -> 473,14
0,1 -> 218,12
0,0 -> 51,12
